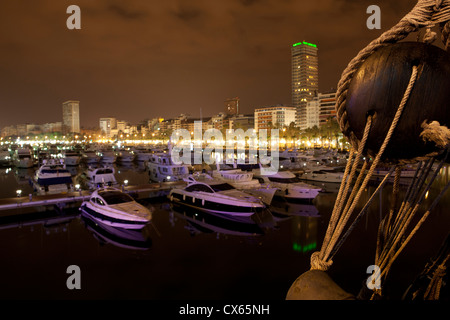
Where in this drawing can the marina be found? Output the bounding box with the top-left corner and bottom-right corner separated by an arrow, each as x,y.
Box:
0,147 -> 449,300
1,0 -> 450,304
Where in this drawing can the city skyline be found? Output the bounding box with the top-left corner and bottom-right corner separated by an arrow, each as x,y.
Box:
0,1 -> 418,128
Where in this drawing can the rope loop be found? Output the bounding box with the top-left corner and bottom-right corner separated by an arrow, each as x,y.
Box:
310,251 -> 333,271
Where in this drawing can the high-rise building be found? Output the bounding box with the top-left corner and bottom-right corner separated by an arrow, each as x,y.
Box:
225,97 -> 239,115
318,91 -> 337,125
254,105 -> 296,131
291,41 -> 319,129
305,97 -> 320,129
99,117 -> 117,138
62,100 -> 80,134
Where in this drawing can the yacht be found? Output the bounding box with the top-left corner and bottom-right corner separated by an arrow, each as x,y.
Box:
212,165 -> 261,189
78,166 -> 119,190
32,159 -> 74,195
147,152 -> 189,182
253,169 -> 322,203
168,174 -> 265,218
212,164 -> 277,205
371,166 -> 417,178
298,169 -> 344,183
13,148 -> 34,168
79,187 -> 153,229
62,150 -> 81,166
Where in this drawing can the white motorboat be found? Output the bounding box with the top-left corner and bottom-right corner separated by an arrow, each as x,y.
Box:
79,166 -> 119,190
147,152 -> 189,182
62,150 -> 81,166
212,166 -> 260,189
298,169 -> 344,183
168,174 -> 265,218
253,169 -> 322,202
212,164 -> 277,205
79,187 -> 153,229
371,166 -> 417,178
32,159 -> 74,195
13,148 -> 34,168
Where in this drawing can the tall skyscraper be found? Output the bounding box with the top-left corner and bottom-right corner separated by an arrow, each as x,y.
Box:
291,41 -> 319,129
62,100 -> 80,134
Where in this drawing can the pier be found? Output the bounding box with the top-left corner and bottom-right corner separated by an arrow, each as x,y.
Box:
0,181 -> 186,212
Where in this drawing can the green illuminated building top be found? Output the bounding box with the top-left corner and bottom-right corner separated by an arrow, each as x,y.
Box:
292,41 -> 317,48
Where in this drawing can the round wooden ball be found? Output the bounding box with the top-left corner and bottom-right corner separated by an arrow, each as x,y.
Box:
343,42 -> 450,163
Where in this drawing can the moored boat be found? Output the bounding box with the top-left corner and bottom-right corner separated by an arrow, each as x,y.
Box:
253,169 -> 322,202
32,159 -> 74,195
168,174 -> 265,218
78,166 -> 119,190
79,187 -> 153,229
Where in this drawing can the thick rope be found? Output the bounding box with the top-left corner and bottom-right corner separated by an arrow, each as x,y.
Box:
380,176 -> 450,279
370,151 -> 450,299
336,0 -> 450,150
424,261 -> 448,299
329,167 -> 395,261
311,118 -> 372,270
420,120 -> 450,148
311,66 -> 419,271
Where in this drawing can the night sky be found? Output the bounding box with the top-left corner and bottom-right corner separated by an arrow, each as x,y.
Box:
0,0 -> 418,128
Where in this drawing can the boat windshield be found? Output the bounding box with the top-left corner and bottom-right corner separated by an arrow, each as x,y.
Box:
268,177 -> 301,183
99,191 -> 134,204
210,183 -> 235,192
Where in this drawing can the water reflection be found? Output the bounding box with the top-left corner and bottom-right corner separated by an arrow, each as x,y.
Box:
169,203 -> 271,238
291,215 -> 319,254
267,199 -> 320,254
269,199 -> 319,221
0,207 -> 77,233
81,212 -> 152,250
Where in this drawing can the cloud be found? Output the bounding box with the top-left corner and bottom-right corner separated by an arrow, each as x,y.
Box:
107,3 -> 148,20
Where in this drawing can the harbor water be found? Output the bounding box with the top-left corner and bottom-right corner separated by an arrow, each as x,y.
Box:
0,162 -> 449,300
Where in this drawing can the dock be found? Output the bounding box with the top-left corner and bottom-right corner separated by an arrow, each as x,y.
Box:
0,181 -> 186,212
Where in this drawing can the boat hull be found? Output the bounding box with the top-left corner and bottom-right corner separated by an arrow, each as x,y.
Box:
80,203 -> 149,229
169,191 -> 263,218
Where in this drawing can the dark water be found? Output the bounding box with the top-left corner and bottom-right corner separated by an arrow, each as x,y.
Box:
0,163 -> 449,300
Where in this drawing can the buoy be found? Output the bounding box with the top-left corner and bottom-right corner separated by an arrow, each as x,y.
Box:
343,42 -> 450,163
286,270 -> 355,300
